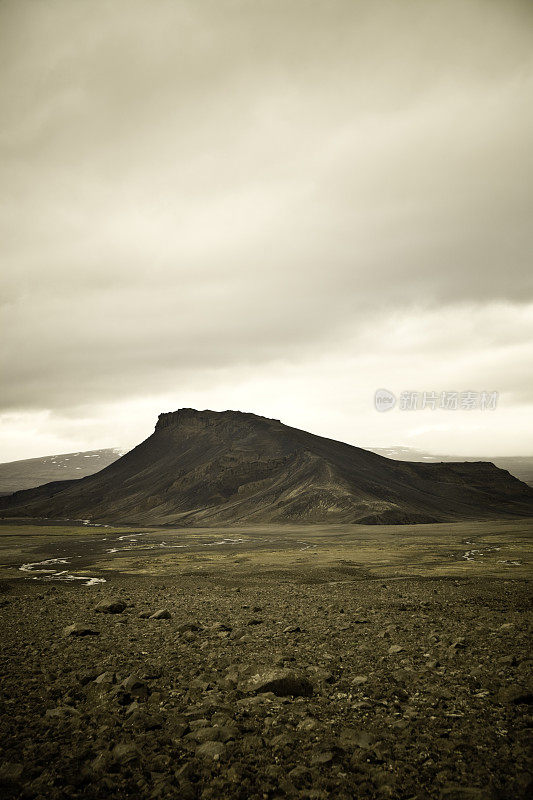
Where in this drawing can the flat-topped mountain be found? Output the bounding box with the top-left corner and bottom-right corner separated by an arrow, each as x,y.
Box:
1,408 -> 532,525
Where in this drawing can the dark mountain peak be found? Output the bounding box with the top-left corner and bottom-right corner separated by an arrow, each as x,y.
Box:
2,410 -> 532,526
155,408 -> 280,432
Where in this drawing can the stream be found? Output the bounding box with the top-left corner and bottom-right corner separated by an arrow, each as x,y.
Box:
18,528 -> 255,586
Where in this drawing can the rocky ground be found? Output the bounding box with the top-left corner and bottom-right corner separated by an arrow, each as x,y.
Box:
0,566 -> 532,800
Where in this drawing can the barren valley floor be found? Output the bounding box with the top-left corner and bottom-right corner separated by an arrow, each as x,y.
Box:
0,520 -> 532,799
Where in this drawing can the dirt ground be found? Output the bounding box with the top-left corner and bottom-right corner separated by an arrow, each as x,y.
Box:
0,520 -> 532,799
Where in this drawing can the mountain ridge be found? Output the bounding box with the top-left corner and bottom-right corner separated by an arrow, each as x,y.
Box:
0,448 -> 124,495
1,409 -> 532,525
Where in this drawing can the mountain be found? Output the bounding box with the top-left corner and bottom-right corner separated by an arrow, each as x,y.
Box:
369,447 -> 533,487
1,408 -> 532,525
0,449 -> 124,496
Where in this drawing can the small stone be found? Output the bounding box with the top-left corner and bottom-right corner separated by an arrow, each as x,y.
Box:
196,741 -> 227,760
311,751 -> 334,766
211,622 -> 232,632
112,743 -> 139,765
439,785 -> 486,800
339,728 -> 374,750
63,623 -> 100,637
149,609 -> 171,620
0,762 -> 23,786
498,684 -> 533,705
95,671 -> 115,685
297,717 -> 319,731
288,765 -> 311,786
189,718 -> 211,730
177,622 -> 200,633
189,724 -> 237,744
247,669 -> 314,697
189,726 -> 221,743
388,645 -> 404,655
78,669 -> 99,685
121,675 -> 149,699
214,725 -> 239,742
125,710 -> 163,730
94,599 -> 126,614
449,638 -> 468,649
230,627 -> 247,640
45,705 -> 80,719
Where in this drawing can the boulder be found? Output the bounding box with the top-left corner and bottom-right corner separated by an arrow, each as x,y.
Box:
121,675 -> 149,700
196,741 -> 227,760
149,609 -> 171,620
94,599 -> 126,614
63,623 -> 100,637
246,669 -> 314,697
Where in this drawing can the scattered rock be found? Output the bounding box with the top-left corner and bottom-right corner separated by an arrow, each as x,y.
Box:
111,743 -> 139,766
287,764 -> 311,788
196,741 -> 227,760
247,669 -> 314,697
388,644 -> 404,654
0,762 -> 23,787
95,671 -> 115,685
297,716 -> 320,731
311,750 -> 334,766
3,552 -> 530,800
94,599 -> 126,614
177,622 -> 200,633
62,623 -> 100,637
339,727 -> 374,750
439,785 -> 488,800
124,710 -> 163,730
78,669 -> 100,685
498,684 -> 533,705
149,609 -> 171,620
449,637 -> 468,649
188,724 -> 237,743
119,674 -> 149,700
45,705 -> 80,719
210,622 -> 232,633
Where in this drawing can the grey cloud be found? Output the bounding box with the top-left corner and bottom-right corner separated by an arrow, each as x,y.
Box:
1,0 -> 532,426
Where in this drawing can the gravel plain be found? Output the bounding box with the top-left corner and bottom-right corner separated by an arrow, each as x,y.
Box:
0,522 -> 532,799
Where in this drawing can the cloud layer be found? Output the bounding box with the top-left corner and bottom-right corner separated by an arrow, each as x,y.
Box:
1,0 -> 532,459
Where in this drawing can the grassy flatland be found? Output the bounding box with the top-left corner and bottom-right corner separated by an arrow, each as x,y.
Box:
0,518 -> 531,582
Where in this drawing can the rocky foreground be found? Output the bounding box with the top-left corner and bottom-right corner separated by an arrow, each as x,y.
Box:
0,574 -> 531,800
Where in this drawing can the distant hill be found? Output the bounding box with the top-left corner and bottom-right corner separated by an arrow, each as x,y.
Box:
0,449 -> 124,495
1,409 -> 532,525
369,447 -> 533,487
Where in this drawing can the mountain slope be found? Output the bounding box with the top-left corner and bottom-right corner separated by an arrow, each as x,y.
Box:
0,449 -> 124,495
1,409 -> 532,525
369,447 -> 533,487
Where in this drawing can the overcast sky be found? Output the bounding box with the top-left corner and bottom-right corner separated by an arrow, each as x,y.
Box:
1,0 -> 532,461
